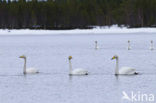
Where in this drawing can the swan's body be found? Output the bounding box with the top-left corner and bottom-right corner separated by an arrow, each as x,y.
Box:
68,56 -> 88,75
128,40 -> 131,50
19,55 -> 39,74
70,68 -> 88,75
25,68 -> 39,74
150,40 -> 154,50
118,67 -> 136,74
95,41 -> 99,49
111,55 -> 138,75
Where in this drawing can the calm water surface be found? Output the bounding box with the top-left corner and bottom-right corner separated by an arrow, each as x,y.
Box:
0,33 -> 156,103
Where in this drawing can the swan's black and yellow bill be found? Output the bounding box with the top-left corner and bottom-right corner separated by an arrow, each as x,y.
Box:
19,55 -> 25,58
111,56 -> 116,60
68,56 -> 72,60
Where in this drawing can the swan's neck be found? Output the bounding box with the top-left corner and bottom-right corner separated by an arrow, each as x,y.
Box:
128,42 -> 131,50
23,58 -> 26,74
115,58 -> 119,75
95,42 -> 98,49
151,42 -> 154,49
69,60 -> 72,74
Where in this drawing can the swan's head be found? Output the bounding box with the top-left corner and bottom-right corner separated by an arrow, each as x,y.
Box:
19,55 -> 26,59
111,55 -> 118,60
68,56 -> 72,60
128,40 -> 130,43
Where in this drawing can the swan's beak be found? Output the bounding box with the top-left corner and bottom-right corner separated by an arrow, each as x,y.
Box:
19,55 -> 25,58
68,56 -> 72,60
111,56 -> 115,60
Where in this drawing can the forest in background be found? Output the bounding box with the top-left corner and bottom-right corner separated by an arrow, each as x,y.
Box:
0,0 -> 156,29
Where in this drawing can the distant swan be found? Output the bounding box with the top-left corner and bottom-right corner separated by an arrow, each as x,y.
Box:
150,40 -> 154,50
68,56 -> 88,75
111,55 -> 138,75
95,41 -> 99,49
19,55 -> 39,74
128,40 -> 131,50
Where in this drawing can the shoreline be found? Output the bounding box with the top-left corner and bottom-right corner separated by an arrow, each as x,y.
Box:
0,27 -> 156,35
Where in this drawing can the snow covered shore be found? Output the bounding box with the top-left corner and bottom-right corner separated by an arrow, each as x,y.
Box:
0,26 -> 156,35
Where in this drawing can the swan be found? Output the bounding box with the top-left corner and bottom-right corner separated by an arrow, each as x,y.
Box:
128,40 -> 131,50
111,55 -> 138,75
19,55 -> 39,74
150,40 -> 154,50
68,56 -> 88,75
95,41 -> 99,49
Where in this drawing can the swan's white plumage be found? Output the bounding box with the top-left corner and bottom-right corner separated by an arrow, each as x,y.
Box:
68,56 -> 88,75
70,68 -> 88,75
111,55 -> 137,75
95,41 -> 99,49
26,68 -> 39,74
19,55 -> 39,74
95,46 -> 99,49
119,67 -> 136,75
150,40 -> 154,50
128,40 -> 131,50
150,46 -> 154,50
128,46 -> 131,50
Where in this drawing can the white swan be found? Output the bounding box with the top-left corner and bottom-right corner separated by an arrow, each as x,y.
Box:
128,40 -> 131,50
150,40 -> 154,50
95,41 -> 99,49
111,55 -> 138,75
19,55 -> 39,74
68,56 -> 88,75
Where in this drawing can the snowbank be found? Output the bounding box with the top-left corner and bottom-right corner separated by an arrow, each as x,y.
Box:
0,26 -> 156,35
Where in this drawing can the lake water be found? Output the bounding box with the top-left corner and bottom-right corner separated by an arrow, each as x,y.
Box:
0,33 -> 156,103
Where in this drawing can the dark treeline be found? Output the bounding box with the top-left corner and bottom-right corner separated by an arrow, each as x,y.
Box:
0,0 -> 156,29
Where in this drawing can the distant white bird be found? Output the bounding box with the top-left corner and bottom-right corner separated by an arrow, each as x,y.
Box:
150,40 -> 154,50
111,55 -> 138,75
95,41 -> 99,49
19,55 -> 39,74
128,40 -> 131,50
68,56 -> 88,75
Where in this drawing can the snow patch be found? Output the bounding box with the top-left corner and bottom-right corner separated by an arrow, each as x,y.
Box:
0,26 -> 156,35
